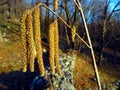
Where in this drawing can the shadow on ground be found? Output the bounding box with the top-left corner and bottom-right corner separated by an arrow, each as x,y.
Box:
0,70 -> 39,90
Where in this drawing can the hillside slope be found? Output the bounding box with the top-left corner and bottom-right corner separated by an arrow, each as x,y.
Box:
0,41 -> 120,90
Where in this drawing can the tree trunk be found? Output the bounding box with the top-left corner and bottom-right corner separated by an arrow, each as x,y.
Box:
63,0 -> 72,49
97,1 -> 120,65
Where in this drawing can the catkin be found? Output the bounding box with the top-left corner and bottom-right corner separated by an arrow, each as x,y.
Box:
26,10 -> 35,72
21,10 -> 29,72
71,24 -> 76,42
49,22 -> 55,75
54,20 -> 62,76
33,7 -> 45,76
54,0 -> 58,10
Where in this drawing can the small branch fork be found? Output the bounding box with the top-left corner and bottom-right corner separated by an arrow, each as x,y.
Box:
74,0 -> 101,90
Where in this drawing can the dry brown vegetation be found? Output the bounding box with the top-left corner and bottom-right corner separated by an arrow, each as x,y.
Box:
73,53 -> 120,90
73,54 -> 97,90
0,41 -> 22,73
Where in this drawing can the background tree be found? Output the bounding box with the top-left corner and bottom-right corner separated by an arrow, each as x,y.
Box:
0,0 -> 120,64
96,0 -> 120,65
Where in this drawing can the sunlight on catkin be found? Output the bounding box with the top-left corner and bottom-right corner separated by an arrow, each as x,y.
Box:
49,22 -> 55,75
71,24 -> 76,42
21,10 -> 29,72
21,4 -> 63,77
54,0 -> 58,10
54,20 -> 62,76
26,10 -> 35,72
33,7 -> 45,76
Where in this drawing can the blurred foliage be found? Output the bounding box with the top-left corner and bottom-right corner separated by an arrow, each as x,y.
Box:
0,19 -> 20,41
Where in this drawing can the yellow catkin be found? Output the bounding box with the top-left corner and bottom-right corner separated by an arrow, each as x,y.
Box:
26,10 -> 35,72
54,0 -> 58,10
71,24 -> 76,42
54,20 -> 62,76
33,7 -> 45,76
21,10 -> 29,72
49,22 -> 55,75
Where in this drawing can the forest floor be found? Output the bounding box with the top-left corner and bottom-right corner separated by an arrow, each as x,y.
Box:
0,41 -> 120,90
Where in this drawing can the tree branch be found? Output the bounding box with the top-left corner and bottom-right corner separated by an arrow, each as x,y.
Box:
113,8 -> 120,12
74,0 -> 102,90
30,2 -> 90,48
106,1 -> 120,22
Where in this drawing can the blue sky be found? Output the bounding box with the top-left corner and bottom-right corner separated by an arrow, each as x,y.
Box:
109,0 -> 120,11
26,0 -> 34,4
25,0 -> 120,12
25,0 -> 120,7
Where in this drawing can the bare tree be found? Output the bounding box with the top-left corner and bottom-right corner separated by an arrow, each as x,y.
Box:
98,0 -> 120,65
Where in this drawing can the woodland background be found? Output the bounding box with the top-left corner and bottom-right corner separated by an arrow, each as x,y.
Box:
0,0 -> 120,89
0,0 -> 120,65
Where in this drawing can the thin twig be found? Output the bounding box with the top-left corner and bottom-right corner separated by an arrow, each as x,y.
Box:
30,2 -> 90,49
74,0 -> 101,90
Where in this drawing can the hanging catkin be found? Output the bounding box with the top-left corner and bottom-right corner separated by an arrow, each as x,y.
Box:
54,20 -> 62,76
71,24 -> 76,42
33,7 -> 45,76
54,0 -> 58,10
21,10 -> 29,72
49,22 -> 55,75
26,10 -> 35,72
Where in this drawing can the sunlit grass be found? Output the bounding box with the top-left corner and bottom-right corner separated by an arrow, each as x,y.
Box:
0,41 -> 22,73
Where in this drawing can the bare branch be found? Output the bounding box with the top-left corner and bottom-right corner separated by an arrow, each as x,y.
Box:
113,8 -> 120,12
74,0 -> 102,90
107,1 -> 120,22
31,2 -> 90,48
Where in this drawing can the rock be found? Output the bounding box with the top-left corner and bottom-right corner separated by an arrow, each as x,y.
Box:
102,83 -> 107,90
115,81 -> 120,86
30,75 -> 49,90
60,81 -> 75,90
30,51 -> 76,90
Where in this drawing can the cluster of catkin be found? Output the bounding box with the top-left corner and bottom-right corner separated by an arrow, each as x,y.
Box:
33,7 -> 45,76
54,0 -> 58,10
21,10 -> 29,73
71,24 -> 76,42
21,7 -> 44,76
21,7 -> 62,76
49,20 -> 62,76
